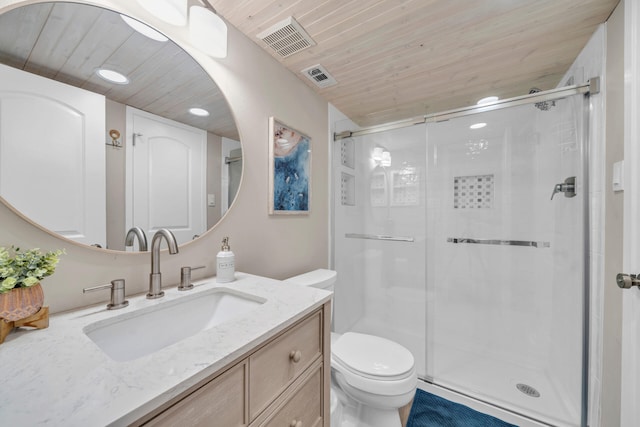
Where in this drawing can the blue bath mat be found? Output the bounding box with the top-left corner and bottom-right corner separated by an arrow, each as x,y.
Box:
407,389 -> 517,427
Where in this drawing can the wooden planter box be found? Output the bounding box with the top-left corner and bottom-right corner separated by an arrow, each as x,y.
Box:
0,283 -> 49,344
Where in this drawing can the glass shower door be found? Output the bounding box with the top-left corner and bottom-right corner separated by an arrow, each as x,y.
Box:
425,94 -> 587,426
332,123 -> 428,376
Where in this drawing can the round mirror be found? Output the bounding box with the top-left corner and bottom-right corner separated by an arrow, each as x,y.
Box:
0,2 -> 241,251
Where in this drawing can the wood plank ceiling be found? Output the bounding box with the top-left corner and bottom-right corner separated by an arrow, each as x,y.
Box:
210,0 -> 619,128
0,2 -> 239,140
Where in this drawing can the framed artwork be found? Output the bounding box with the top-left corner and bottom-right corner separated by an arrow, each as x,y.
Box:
268,117 -> 311,214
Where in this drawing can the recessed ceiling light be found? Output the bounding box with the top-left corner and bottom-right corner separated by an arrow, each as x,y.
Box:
189,107 -> 210,117
120,14 -> 168,42
470,122 -> 487,130
96,68 -> 129,84
477,96 -> 499,105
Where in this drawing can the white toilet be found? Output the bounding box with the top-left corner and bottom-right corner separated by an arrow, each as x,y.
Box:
285,269 -> 417,427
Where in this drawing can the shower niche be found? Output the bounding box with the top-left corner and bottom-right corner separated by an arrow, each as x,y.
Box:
341,172 -> 356,206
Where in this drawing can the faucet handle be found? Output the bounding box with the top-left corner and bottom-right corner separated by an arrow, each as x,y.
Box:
83,279 -> 129,310
179,266 -> 205,291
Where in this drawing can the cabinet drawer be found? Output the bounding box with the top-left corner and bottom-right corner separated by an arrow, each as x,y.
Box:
145,361 -> 248,427
249,310 -> 322,420
260,366 -> 323,427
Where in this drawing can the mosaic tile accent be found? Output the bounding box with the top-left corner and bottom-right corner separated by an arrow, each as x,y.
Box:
453,174 -> 494,209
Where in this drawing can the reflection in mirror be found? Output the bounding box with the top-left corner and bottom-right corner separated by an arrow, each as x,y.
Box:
0,2 -> 241,251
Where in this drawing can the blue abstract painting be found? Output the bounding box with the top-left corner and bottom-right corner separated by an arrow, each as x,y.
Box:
270,119 -> 311,213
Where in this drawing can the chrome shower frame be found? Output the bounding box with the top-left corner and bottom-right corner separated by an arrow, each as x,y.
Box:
335,79 -> 599,141
333,80 -> 599,427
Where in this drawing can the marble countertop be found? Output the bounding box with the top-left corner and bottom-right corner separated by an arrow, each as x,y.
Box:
0,272 -> 331,426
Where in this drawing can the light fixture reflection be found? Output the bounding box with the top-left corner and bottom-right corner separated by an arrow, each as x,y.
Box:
466,139 -> 489,158
381,151 -> 391,167
189,107 -> 210,117
120,14 -> 168,42
477,96 -> 498,105
96,68 -> 129,84
136,0 -> 187,26
470,122 -> 487,130
189,6 -> 228,58
372,147 -> 383,161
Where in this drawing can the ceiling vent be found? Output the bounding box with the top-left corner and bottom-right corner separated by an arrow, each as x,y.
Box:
257,16 -> 316,58
301,64 -> 337,88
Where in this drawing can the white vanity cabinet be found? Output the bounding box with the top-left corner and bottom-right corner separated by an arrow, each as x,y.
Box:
136,303 -> 330,427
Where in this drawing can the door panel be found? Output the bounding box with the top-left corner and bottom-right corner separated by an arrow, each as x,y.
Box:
126,107 -> 206,245
425,95 -> 586,427
622,1 -> 640,425
0,63 -> 106,246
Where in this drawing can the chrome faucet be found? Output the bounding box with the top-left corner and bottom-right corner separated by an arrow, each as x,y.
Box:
179,265 -> 205,291
125,227 -> 148,251
83,279 -> 129,310
148,228 -> 179,299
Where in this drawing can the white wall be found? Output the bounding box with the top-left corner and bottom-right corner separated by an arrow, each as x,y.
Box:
0,0 -> 330,313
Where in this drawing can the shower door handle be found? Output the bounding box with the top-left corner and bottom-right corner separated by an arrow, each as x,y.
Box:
551,176 -> 576,200
616,273 -> 640,289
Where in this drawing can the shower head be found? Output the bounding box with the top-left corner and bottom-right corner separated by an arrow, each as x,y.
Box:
529,88 -> 555,111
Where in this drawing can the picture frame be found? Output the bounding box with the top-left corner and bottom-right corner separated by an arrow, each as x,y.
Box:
268,117 -> 311,215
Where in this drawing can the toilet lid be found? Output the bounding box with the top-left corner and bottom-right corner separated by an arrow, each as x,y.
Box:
331,332 -> 414,379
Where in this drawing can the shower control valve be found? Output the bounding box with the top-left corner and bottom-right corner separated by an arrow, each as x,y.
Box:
616,273 -> 640,289
551,176 -> 576,200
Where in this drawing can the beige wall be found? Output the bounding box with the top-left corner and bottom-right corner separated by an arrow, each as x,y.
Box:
0,0 -> 329,313
602,1 -> 624,425
105,99 -> 127,251
206,132 -> 223,228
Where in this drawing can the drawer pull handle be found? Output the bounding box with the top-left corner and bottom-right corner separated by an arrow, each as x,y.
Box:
289,350 -> 302,363
290,420 -> 302,427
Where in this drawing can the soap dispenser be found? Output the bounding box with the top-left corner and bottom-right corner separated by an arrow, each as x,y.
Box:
216,237 -> 235,283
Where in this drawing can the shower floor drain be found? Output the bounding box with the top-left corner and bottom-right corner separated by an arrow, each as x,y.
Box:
516,383 -> 541,398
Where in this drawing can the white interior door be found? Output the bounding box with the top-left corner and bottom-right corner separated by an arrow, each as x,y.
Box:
126,107 -> 206,246
0,63 -> 106,246
622,1 -> 640,425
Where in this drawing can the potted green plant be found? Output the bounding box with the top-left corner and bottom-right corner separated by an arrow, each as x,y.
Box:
0,246 -> 64,322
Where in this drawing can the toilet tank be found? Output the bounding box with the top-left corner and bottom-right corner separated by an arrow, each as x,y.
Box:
285,269 -> 336,292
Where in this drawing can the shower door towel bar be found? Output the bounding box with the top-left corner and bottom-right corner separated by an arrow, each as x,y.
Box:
346,233 -> 414,242
447,238 -> 550,248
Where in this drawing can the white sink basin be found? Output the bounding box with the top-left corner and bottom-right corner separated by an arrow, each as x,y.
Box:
84,287 -> 265,362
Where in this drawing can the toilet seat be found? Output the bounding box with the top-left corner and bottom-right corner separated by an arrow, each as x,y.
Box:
332,332 -> 414,379
331,332 -> 417,396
